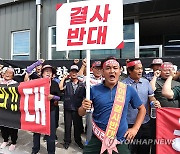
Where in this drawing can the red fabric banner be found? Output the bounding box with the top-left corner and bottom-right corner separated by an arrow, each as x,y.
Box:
156,108 -> 180,154
18,78 -> 50,135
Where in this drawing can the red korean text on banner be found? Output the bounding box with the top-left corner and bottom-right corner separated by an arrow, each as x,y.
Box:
90,4 -> 110,22
87,26 -> 107,45
67,27 -> 86,46
70,6 -> 88,25
18,78 -> 50,135
56,0 -> 124,51
156,108 -> 180,154
67,4 -> 110,46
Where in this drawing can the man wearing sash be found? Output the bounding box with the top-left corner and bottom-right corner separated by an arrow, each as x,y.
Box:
78,57 -> 146,154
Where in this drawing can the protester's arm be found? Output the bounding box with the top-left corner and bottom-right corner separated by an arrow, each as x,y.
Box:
162,69 -> 174,99
78,58 -> 86,76
149,96 -> 161,108
24,72 -> 30,81
150,70 -> 161,91
78,98 -> 92,116
24,59 -> 44,81
48,94 -> 60,101
59,74 -> 67,90
124,104 -> 146,141
73,59 -> 79,65
173,70 -> 180,81
26,59 -> 44,74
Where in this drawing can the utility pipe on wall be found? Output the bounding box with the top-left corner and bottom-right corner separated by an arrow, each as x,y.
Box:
36,0 -> 42,60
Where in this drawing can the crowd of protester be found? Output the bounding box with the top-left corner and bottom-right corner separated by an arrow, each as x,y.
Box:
0,57 -> 179,154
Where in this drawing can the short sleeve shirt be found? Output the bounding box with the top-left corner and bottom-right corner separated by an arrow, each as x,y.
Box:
122,76 -> 154,124
90,83 -> 142,141
155,79 -> 180,108
143,72 -> 154,81
78,74 -> 103,87
0,78 -> 17,85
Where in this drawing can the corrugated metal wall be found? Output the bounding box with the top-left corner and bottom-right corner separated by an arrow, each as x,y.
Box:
0,0 -> 68,60
0,0 -> 36,59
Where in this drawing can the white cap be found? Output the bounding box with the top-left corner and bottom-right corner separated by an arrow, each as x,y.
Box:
151,59 -> 163,65
2,67 -> 14,74
70,65 -> 79,71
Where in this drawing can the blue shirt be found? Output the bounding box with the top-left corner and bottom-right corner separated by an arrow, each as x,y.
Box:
123,76 -> 154,124
90,83 -> 142,141
143,72 -> 154,81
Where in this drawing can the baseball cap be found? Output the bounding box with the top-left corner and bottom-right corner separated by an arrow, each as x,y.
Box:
70,65 -> 79,71
92,61 -> 101,67
150,59 -> 163,66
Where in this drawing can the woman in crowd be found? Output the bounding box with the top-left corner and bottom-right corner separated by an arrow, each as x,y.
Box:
30,64 -> 61,154
0,67 -> 18,151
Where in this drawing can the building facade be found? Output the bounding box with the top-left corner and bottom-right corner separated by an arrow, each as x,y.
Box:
0,0 -> 180,60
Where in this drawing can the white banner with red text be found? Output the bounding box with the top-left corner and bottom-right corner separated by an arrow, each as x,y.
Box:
56,0 -> 124,51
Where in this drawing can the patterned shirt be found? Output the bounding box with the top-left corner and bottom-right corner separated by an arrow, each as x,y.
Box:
0,78 -> 17,85
78,74 -> 103,87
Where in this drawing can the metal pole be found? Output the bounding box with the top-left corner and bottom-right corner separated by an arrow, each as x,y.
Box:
86,49 -> 91,100
66,0 -> 70,59
86,49 -> 92,143
36,0 -> 42,60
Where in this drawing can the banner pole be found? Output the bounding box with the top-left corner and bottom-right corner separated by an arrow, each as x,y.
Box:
85,49 -> 91,143
86,49 -> 90,100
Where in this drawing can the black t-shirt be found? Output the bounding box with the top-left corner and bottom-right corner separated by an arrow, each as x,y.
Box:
50,80 -> 61,111
29,72 -> 41,80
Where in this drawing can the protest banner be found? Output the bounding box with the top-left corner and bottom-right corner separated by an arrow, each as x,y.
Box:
0,78 -> 50,135
56,0 -> 123,51
156,108 -> 180,154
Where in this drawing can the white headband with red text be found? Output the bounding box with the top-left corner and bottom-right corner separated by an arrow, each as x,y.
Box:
103,59 -> 120,68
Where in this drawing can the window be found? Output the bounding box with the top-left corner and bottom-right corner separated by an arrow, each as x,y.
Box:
121,42 -> 135,58
122,19 -> 136,58
11,30 -> 30,60
52,47 -> 66,59
48,26 -> 66,60
164,35 -> 180,56
90,49 -> 120,59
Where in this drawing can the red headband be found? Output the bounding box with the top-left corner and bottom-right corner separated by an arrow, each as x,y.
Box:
92,61 -> 101,67
126,60 -> 141,68
103,59 -> 119,68
161,63 -> 173,69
